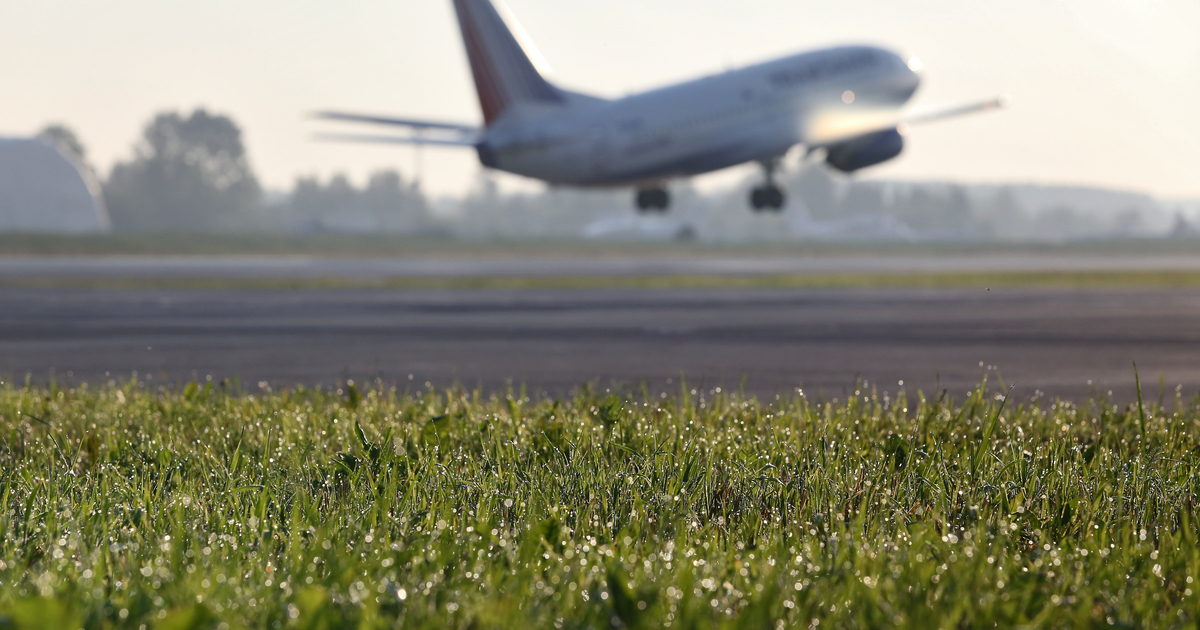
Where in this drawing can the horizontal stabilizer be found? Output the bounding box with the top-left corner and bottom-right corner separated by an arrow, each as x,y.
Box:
312,133 -> 478,147
311,111 -> 480,133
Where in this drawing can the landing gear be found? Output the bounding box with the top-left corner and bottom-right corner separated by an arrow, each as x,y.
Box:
749,157 -> 786,212
750,185 -> 785,211
636,187 -> 670,213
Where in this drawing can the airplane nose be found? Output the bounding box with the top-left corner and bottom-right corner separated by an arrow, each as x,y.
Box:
902,56 -> 922,98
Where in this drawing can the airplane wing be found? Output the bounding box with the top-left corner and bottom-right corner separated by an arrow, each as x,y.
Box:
312,132 -> 479,147
904,96 -> 1009,126
805,95 -> 1008,146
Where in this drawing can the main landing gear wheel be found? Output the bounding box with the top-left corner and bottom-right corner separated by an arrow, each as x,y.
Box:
750,185 -> 785,211
749,157 -> 786,212
635,187 -> 670,213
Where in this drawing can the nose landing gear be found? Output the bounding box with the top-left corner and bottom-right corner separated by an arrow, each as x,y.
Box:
636,187 -> 670,213
749,157 -> 786,212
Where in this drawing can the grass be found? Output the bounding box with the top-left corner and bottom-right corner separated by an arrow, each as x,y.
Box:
1,377 -> 1199,629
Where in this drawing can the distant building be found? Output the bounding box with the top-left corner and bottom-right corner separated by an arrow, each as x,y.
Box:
0,137 -> 110,232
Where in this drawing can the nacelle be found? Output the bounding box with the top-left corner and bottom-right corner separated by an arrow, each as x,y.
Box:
824,128 -> 904,173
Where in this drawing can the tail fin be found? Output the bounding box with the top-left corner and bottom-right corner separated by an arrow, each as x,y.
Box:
452,0 -> 565,126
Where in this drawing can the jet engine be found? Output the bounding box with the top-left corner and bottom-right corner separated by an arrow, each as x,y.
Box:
824,128 -> 904,173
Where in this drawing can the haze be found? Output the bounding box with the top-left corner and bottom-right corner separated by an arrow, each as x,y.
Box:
3,0 -> 1198,199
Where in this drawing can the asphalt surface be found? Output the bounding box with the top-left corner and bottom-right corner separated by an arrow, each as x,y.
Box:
5,253 -> 1200,278
2,286 -> 1199,402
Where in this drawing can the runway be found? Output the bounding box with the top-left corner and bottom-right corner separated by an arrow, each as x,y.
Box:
4,253 -> 1200,278
2,286 -> 1198,402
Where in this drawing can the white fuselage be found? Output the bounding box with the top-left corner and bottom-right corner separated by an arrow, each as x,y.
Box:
477,45 -> 920,187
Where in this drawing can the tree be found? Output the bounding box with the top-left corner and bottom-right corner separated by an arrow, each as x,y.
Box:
287,176 -> 326,226
280,170 -> 432,233
363,170 -> 430,231
36,124 -> 88,166
104,109 -> 261,231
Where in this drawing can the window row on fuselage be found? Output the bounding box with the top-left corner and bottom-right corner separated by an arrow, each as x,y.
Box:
767,49 -> 880,90
613,80 -> 779,159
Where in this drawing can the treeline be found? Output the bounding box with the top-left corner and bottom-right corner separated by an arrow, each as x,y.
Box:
785,168 -> 1164,240
42,109 -> 435,234
273,171 -> 434,234
39,108 -> 1177,239
454,168 -> 1168,242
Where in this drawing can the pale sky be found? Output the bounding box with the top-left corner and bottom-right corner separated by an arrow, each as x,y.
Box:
4,0 -> 1198,199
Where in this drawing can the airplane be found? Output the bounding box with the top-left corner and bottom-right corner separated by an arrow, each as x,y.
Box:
314,0 -> 1005,213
